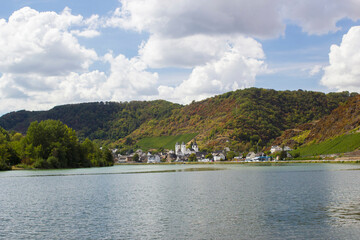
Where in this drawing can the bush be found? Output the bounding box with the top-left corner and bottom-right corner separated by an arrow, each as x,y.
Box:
0,160 -> 11,171
47,156 -> 60,169
33,158 -> 49,169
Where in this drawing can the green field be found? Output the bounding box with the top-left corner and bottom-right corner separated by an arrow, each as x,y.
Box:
291,133 -> 360,157
137,133 -> 198,151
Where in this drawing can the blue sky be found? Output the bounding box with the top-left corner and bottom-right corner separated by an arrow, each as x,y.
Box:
1,0 -> 360,115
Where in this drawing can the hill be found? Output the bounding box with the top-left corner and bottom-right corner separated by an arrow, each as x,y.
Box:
0,100 -> 181,141
127,88 -> 355,151
0,88 -> 355,152
274,94 -> 360,157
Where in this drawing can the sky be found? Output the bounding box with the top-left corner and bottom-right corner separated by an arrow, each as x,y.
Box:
1,0 -> 360,116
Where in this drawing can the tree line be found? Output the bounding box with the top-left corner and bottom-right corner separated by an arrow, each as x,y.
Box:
0,120 -> 113,171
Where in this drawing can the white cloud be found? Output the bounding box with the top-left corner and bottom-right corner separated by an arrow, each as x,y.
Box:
284,0 -> 360,35
321,26 -> 360,91
104,0 -> 360,103
110,0 -> 360,38
109,0 -> 284,38
139,34 -> 263,69
0,7 -> 98,77
0,7 -> 160,114
158,37 -> 266,103
0,52 -> 160,113
102,53 -> 159,101
71,29 -> 100,38
309,65 -> 323,76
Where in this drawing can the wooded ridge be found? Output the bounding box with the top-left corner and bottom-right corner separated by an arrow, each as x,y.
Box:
0,88 -> 356,152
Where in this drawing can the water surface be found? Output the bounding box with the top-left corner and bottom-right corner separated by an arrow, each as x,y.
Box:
1,164 -> 360,239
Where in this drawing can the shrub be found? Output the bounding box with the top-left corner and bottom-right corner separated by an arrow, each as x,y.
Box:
33,158 -> 49,169
0,160 -> 11,171
47,156 -> 60,169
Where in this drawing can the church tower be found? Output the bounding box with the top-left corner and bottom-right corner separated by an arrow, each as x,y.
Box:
181,142 -> 186,155
193,140 -> 199,152
175,142 -> 181,155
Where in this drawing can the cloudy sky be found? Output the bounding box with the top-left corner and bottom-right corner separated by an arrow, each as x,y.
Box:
1,0 -> 360,115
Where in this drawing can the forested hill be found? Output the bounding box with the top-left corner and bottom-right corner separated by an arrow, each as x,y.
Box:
0,100 -> 181,141
0,88 -> 356,151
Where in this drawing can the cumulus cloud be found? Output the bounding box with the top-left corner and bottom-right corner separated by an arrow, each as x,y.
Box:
109,0 -> 360,38
0,53 -> 160,114
0,7 -> 162,114
0,7 -> 98,77
3,0 -> 360,114
158,36 -> 266,103
321,26 -> 360,91
103,0 -> 360,103
139,34 -> 264,69
110,0 -> 272,103
108,0 -> 284,38
101,53 -> 159,101
284,0 -> 360,35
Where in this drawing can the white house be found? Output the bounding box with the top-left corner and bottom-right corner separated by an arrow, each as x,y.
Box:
270,145 -> 293,153
213,153 -> 226,161
147,154 -> 161,163
246,152 -> 256,161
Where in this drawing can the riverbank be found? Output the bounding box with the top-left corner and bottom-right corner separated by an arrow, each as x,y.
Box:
115,159 -> 360,165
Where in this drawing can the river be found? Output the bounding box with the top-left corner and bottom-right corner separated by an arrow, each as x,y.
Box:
1,163 -> 360,239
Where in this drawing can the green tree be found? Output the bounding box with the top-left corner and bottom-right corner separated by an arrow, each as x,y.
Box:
25,120 -> 85,168
279,151 -> 287,160
205,153 -> 213,160
133,153 -> 140,162
102,147 -> 114,165
188,153 -> 197,162
226,151 -> 236,160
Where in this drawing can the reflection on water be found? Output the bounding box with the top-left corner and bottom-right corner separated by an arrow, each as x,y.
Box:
328,202 -> 360,224
0,167 -> 225,178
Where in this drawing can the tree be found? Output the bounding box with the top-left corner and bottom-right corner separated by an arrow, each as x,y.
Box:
188,153 -> 197,162
133,153 -> 140,162
226,151 -> 236,160
205,153 -> 213,160
125,137 -> 133,145
279,151 -> 287,160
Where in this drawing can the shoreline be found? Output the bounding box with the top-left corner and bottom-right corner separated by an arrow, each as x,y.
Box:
115,159 -> 360,165
8,159 -> 360,171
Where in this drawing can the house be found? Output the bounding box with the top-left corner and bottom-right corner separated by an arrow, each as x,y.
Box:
176,155 -> 187,162
213,152 -> 226,161
245,152 -> 256,161
234,156 -> 243,161
166,153 -> 177,162
117,156 -> 127,163
270,145 -> 293,153
270,146 -> 282,153
147,154 -> 161,163
284,146 -> 293,152
198,158 -> 210,162
196,152 -> 207,161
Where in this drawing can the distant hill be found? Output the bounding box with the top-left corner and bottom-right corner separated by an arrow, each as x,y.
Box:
0,100 -> 181,141
0,88 -> 355,152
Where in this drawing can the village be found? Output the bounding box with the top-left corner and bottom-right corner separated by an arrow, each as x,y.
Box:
112,141 -> 293,164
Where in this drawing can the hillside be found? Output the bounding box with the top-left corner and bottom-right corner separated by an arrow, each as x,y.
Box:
128,88 -> 355,151
0,88 -> 355,152
274,94 -> 360,156
0,100 -> 181,141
